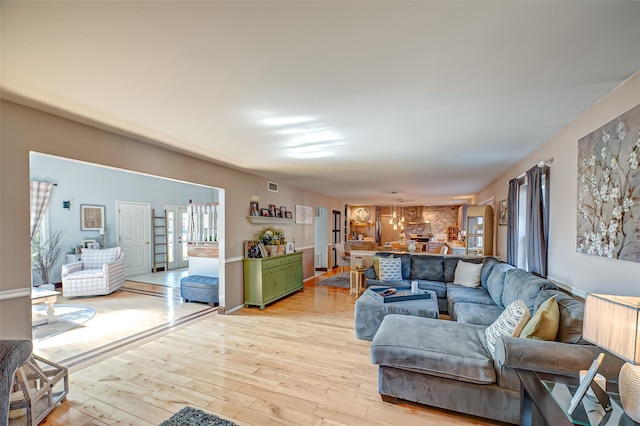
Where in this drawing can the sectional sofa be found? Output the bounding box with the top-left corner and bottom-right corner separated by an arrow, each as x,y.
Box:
359,253 -> 624,424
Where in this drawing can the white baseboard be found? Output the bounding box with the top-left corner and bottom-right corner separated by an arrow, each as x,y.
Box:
223,304 -> 243,315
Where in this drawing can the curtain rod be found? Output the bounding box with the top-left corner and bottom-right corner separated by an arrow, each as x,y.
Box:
516,157 -> 554,180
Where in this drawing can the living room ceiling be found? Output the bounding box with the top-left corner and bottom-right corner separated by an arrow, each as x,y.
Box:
2,2 -> 639,206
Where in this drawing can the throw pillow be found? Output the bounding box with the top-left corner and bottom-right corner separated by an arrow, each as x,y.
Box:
378,257 -> 403,282
520,295 -> 559,341
453,260 -> 483,287
373,254 -> 392,279
484,299 -> 531,357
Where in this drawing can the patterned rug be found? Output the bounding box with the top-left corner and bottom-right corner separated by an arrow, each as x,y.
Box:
159,407 -> 238,426
32,304 -> 96,340
316,275 -> 350,288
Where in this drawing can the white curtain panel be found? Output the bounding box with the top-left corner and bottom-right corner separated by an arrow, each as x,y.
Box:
30,180 -> 53,240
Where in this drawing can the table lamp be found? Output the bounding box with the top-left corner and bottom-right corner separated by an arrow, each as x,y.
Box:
583,293 -> 640,422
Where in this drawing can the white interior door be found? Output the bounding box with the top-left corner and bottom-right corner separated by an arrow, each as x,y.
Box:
178,206 -> 189,268
165,205 -> 189,270
117,201 -> 150,276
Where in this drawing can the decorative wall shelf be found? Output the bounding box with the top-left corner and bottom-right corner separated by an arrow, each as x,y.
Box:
246,216 -> 294,225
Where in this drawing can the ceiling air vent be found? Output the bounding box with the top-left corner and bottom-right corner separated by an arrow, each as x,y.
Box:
268,181 -> 278,192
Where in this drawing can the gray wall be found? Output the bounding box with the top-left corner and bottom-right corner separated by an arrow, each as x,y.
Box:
30,153 -> 219,283
476,71 -> 640,297
1,100 -> 345,339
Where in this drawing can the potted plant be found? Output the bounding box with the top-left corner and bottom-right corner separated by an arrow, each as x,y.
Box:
31,230 -> 64,287
256,226 -> 286,257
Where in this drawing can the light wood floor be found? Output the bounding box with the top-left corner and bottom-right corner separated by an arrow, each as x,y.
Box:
40,275 -> 502,426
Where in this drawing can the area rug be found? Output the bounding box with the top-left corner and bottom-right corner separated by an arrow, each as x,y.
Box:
316,275 -> 350,288
159,406 -> 238,426
32,304 -> 96,341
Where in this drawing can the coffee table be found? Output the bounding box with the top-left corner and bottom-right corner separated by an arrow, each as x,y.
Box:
354,286 -> 439,341
31,287 -> 61,326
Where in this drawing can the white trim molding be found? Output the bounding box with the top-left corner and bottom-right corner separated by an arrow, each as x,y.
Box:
0,288 -> 31,301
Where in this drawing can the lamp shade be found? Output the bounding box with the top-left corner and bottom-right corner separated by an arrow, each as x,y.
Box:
583,293 -> 640,365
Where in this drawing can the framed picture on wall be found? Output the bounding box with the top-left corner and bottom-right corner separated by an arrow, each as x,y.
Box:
249,201 -> 259,216
285,211 -> 292,219
81,204 -> 105,231
498,199 -> 507,226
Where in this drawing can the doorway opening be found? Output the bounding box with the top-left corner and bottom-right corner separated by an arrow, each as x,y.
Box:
29,151 -> 223,367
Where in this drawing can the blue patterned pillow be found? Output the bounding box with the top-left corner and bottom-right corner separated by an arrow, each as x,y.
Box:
378,257 -> 403,282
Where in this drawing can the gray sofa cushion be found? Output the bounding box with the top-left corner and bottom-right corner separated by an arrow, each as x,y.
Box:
364,266 -> 376,279
486,263 -> 514,307
447,284 -> 495,306
480,257 -> 501,289
416,280 -> 447,298
446,284 -> 496,321
443,257 -> 459,283
535,289 -> 587,344
371,314 -> 495,385
454,302 -> 503,326
411,255 -> 444,282
501,269 -> 557,313
365,278 -> 409,288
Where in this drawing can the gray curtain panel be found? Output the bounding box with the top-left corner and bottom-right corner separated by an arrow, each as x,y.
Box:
506,178 -> 519,266
525,166 -> 547,277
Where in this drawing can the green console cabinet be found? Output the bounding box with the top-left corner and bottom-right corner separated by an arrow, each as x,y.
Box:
244,252 -> 303,309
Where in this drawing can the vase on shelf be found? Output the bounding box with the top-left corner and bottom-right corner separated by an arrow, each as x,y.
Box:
265,245 -> 285,257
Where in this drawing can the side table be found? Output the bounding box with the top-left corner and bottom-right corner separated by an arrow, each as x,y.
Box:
349,269 -> 365,295
31,287 -> 61,325
515,368 -> 638,426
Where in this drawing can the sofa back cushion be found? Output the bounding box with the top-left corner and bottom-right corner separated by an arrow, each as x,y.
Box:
443,257 -> 459,283
486,263 -> 515,307
480,257 -> 501,289
411,255 -> 444,282
83,247 -> 121,270
534,289 -> 586,344
501,269 -> 557,314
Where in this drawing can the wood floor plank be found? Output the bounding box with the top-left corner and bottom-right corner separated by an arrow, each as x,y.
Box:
37,278 -> 509,426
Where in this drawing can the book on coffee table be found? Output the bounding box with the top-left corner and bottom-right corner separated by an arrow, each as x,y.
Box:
370,286 -> 432,303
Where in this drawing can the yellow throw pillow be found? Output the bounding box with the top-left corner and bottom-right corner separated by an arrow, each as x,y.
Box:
520,295 -> 559,340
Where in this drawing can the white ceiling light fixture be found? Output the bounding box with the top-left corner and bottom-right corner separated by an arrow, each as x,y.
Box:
388,193 -> 405,231
261,116 -> 314,127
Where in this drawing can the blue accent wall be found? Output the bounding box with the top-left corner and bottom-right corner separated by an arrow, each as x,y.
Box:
30,152 -> 218,283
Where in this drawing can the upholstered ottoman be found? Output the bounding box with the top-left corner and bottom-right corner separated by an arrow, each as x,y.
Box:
354,286 -> 439,341
180,275 -> 219,305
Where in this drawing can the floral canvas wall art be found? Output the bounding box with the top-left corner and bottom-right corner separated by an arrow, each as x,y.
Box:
576,103 -> 640,263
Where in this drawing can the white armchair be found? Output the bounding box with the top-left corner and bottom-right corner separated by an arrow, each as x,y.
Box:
61,247 -> 125,297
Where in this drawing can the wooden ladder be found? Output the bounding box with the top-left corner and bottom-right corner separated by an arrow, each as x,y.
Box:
152,209 -> 169,272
